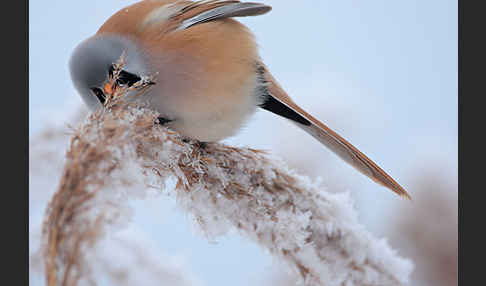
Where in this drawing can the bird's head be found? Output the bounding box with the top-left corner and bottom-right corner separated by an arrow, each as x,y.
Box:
69,34 -> 151,110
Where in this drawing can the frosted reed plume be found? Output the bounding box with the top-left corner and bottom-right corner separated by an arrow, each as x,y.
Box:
41,98 -> 413,286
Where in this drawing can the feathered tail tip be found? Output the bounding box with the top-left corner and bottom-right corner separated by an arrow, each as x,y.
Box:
401,192 -> 413,201
398,188 -> 412,201
378,179 -> 412,201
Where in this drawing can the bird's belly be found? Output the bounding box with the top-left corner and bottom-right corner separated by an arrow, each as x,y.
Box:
149,74 -> 260,142
170,100 -> 257,142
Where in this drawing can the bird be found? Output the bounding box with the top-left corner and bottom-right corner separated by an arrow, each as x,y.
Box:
69,0 -> 411,199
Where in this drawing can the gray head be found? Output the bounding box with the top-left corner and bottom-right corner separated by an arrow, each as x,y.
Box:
69,34 -> 150,110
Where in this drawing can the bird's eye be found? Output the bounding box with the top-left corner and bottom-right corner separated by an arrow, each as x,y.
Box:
108,64 -> 142,87
90,87 -> 106,104
116,70 -> 142,87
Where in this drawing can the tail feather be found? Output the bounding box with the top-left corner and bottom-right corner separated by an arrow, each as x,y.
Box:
259,64 -> 411,200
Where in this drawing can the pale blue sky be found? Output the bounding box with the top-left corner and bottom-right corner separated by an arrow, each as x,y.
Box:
30,1 -> 457,285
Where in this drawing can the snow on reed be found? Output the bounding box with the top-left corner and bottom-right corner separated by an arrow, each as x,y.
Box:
41,99 -> 413,286
30,107 -> 199,286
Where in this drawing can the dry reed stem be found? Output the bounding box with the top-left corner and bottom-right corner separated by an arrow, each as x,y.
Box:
42,99 -> 412,286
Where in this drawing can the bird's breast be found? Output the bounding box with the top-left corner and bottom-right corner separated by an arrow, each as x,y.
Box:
146,58 -> 260,142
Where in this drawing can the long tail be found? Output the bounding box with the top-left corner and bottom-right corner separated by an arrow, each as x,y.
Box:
258,63 -> 411,200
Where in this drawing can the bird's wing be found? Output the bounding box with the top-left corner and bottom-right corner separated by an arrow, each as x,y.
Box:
174,0 -> 271,30
142,0 -> 271,32
258,63 -> 411,200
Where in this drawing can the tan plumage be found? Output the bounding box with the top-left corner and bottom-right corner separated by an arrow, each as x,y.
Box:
70,0 -> 411,199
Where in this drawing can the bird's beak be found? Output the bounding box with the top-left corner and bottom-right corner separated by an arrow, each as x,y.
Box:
103,82 -> 114,96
